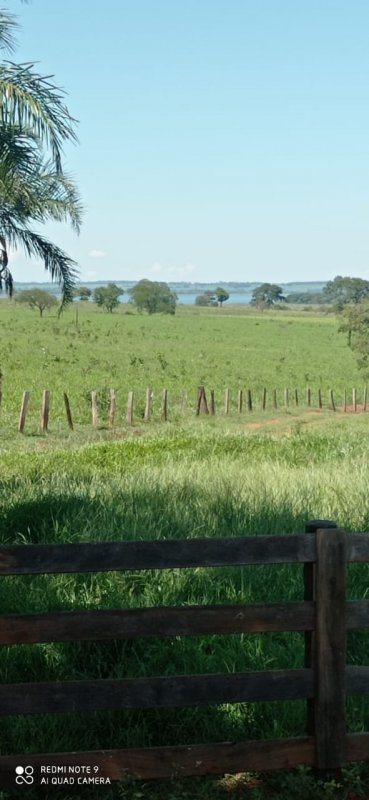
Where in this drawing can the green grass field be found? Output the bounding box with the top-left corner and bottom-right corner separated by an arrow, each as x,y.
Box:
1,303 -> 369,799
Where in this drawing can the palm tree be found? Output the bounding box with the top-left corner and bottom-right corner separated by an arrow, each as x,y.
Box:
0,8 -> 82,305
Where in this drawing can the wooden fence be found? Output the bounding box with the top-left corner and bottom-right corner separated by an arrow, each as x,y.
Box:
12,384 -> 369,432
1,520 -> 369,786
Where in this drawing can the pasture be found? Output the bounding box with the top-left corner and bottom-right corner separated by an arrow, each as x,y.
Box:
1,302 -> 369,799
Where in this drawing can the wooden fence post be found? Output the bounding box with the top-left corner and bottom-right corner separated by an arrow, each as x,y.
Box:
40,390 -> 50,433
284,388 -> 289,409
144,387 -> 153,422
127,391 -> 134,425
238,389 -> 243,414
353,388 -> 357,413
304,520 -> 337,742
108,389 -> 116,428
197,386 -> 209,416
306,387 -> 311,408
91,391 -> 99,428
315,526 -> 347,772
262,388 -> 267,410
273,389 -> 277,409
18,391 -> 30,433
224,388 -> 230,414
330,389 -> 336,412
210,389 -> 215,415
364,386 -> 368,412
161,389 -> 168,421
318,389 -> 322,409
294,389 -> 298,407
343,389 -> 347,413
63,393 -> 74,431
247,389 -> 252,412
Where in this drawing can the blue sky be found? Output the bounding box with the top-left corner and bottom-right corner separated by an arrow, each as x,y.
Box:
8,0 -> 369,284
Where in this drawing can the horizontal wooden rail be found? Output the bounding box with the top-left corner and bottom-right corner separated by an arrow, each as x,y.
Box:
0,535 -> 317,575
1,600 -> 369,646
0,602 -> 316,644
0,670 -> 314,716
0,738 -> 316,782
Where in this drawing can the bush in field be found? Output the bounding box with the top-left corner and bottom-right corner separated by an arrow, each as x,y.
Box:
73,286 -> 92,301
251,283 -> 285,307
195,291 -> 217,307
15,288 -> 58,317
93,283 -> 122,312
129,279 -> 177,314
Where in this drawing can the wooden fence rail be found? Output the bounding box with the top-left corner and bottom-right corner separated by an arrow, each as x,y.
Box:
1,521 -> 369,785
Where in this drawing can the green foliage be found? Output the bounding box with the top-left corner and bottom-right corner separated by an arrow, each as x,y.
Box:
323,275 -> 369,310
15,288 -> 58,316
251,284 -> 285,307
73,286 -> 92,301
93,283 -> 122,312
195,291 -> 217,307
285,291 -> 326,304
338,301 -> 369,371
0,8 -> 82,306
215,287 -> 230,306
129,279 -> 177,314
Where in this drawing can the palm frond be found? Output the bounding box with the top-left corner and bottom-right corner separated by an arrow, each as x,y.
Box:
0,9 -> 18,54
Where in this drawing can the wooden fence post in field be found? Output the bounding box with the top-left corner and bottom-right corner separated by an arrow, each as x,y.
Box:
306,387 -> 311,408
262,388 -> 267,410
196,386 -> 209,416
238,389 -> 243,414
224,388 -> 230,414
273,389 -> 277,409
63,393 -> 74,431
127,391 -> 134,425
210,389 -> 215,415
304,520 -> 338,741
247,389 -> 252,412
318,389 -> 322,409
353,388 -> 357,413
91,391 -> 99,428
315,526 -> 347,771
364,386 -> 368,412
161,389 -> 168,421
40,390 -> 50,433
284,388 -> 289,409
108,389 -> 116,428
343,390 -> 347,413
18,391 -> 30,433
330,389 -> 336,412
181,391 -> 187,415
144,387 -> 153,422
294,389 -> 299,407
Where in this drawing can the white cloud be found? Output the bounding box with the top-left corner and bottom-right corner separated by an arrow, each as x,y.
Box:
88,249 -> 107,258
150,263 -> 196,279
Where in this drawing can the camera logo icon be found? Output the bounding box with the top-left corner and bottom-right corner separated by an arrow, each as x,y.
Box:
15,766 -> 34,785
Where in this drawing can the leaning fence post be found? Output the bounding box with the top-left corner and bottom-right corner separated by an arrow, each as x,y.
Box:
18,391 -> 30,433
304,521 -> 338,745
197,386 -> 209,416
91,391 -> 99,428
63,393 -> 74,431
314,524 -> 346,772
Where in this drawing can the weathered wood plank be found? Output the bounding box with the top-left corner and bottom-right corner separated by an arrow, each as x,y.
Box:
0,535 -> 316,575
0,669 -> 314,715
0,738 -> 316,783
347,600 -> 369,628
346,533 -> 369,561
40,389 -> 50,432
346,665 -> 369,695
314,528 -> 346,769
0,602 -> 315,645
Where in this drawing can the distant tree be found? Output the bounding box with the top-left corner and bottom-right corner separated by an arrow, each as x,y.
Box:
195,291 -> 217,307
93,283 -> 122,312
129,279 -> 177,314
73,286 -> 92,301
215,287 -> 230,307
323,276 -> 369,310
15,288 -> 58,317
338,302 -> 369,363
285,291 -> 327,305
251,283 -> 285,307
